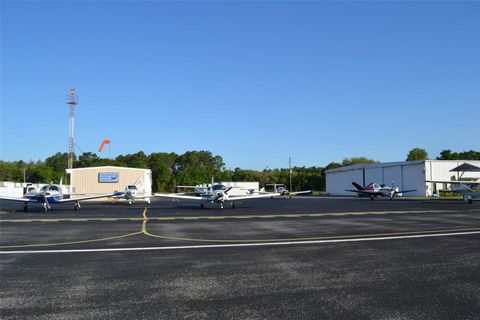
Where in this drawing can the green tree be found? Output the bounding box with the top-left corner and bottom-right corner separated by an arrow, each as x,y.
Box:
148,152 -> 177,192
406,148 -> 429,161
77,152 -> 100,167
437,149 -> 480,160
341,157 -> 378,166
45,152 -> 69,173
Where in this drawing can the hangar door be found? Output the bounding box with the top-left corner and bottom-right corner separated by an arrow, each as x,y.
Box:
383,166 -> 403,190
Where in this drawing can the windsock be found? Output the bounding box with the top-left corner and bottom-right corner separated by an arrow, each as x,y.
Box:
99,139 -> 111,152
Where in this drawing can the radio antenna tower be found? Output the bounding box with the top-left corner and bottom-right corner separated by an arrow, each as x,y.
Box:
67,88 -> 78,169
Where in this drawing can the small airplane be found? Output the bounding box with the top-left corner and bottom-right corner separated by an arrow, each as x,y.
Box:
0,183 -> 115,212
346,182 -> 416,200
154,181 -> 282,209
427,180 -> 480,204
111,185 -> 151,205
175,184 -> 210,196
426,162 -> 480,204
265,183 -> 312,199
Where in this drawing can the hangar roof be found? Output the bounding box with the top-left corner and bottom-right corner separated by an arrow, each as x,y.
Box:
324,160 -> 480,174
325,160 -> 425,174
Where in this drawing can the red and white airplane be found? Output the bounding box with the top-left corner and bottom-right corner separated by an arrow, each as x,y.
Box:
346,182 -> 416,200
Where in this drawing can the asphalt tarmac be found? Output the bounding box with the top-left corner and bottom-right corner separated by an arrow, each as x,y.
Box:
1,196 -> 479,319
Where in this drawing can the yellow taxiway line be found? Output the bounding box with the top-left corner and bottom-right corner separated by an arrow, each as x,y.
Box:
1,209 -> 475,224
143,226 -> 480,244
0,231 -> 142,249
1,208 -> 479,250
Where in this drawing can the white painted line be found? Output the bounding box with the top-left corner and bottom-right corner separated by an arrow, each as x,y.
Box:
1,230 -> 479,254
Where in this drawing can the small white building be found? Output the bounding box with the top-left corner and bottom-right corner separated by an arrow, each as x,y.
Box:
325,160 -> 480,197
66,166 -> 152,196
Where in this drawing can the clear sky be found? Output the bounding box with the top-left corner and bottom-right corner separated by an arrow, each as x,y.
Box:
1,1 -> 479,170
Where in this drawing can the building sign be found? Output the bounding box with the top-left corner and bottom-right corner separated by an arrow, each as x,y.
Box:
98,172 -> 119,183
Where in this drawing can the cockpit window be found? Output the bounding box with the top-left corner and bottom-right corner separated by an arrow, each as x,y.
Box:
127,185 -> 138,190
212,184 -> 226,191
40,185 -> 59,191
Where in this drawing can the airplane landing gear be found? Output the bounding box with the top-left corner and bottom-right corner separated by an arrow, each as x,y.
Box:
200,203 -> 204,209
231,202 -> 236,209
74,201 -> 80,211
23,204 -> 28,212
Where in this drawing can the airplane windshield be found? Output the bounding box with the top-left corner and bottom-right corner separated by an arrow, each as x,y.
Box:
39,185 -> 59,192
212,185 -> 226,191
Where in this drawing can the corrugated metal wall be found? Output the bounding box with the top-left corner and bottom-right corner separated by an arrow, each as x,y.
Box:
326,160 -> 480,197
68,166 -> 151,195
326,162 -> 426,196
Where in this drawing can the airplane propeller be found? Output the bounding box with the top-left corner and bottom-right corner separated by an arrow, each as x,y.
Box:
41,182 -> 53,212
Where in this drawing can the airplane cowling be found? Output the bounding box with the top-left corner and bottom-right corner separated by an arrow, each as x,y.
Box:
214,191 -> 226,202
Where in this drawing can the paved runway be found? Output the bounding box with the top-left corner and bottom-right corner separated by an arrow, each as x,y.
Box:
1,197 -> 479,319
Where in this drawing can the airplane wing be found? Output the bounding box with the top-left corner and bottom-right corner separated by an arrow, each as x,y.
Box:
153,193 -> 206,201
345,189 -> 384,196
426,180 -> 480,185
110,193 -> 152,199
111,192 -> 126,199
289,190 -> 312,195
227,193 -> 283,201
396,189 -> 417,194
0,196 -> 34,203
57,193 -> 116,203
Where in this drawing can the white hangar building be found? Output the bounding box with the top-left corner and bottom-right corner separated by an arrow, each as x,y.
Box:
66,166 -> 152,196
325,160 -> 480,197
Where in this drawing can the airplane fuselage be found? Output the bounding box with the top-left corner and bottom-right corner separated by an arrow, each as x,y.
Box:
24,192 -> 63,203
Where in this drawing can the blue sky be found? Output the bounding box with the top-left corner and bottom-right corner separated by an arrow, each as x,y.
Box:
1,1 -> 479,170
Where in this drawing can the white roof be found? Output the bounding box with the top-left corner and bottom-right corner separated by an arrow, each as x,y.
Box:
66,166 -> 151,173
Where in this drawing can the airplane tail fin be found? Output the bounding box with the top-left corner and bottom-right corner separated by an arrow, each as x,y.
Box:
352,182 -> 364,190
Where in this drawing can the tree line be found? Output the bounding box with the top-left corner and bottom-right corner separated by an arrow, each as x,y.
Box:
0,151 -> 325,192
1,148 -> 478,192
406,148 -> 480,161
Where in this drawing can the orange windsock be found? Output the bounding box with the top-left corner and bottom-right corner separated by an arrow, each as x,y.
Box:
99,139 -> 111,152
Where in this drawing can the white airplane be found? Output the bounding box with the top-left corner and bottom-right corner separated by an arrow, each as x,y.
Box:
111,185 -> 151,205
265,183 -> 312,199
175,184 -> 210,196
0,183 -> 115,212
154,183 -> 282,209
426,180 -> 480,204
426,162 -> 480,204
345,182 -> 416,200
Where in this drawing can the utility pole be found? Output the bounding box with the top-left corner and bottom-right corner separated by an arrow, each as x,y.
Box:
289,156 -> 292,192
